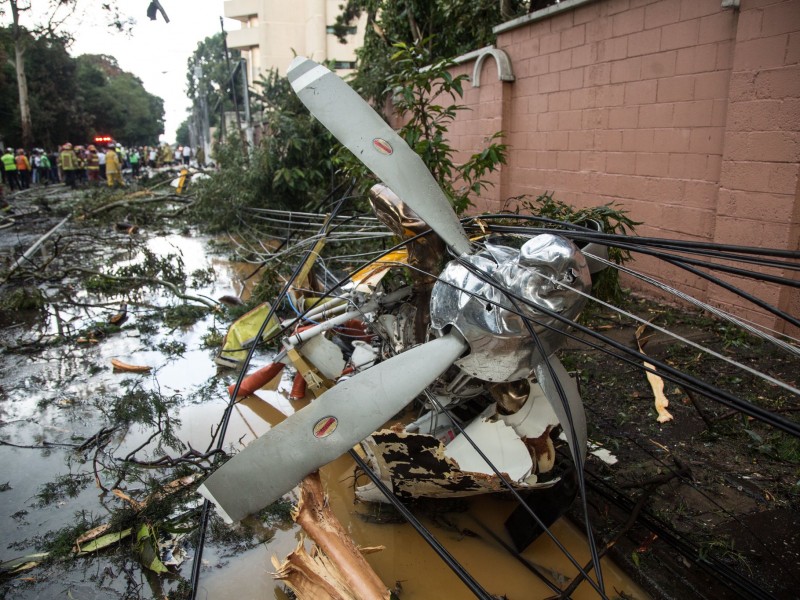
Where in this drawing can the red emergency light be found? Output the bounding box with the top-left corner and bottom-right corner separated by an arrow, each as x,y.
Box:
94,135 -> 114,145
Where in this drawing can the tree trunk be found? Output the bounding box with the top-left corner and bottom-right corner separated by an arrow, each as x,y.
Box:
9,0 -> 33,149
15,41 -> 33,149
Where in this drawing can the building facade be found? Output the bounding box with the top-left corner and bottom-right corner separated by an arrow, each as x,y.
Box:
223,0 -> 366,84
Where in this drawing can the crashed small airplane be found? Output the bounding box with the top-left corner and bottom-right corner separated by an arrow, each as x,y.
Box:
198,57 -> 611,546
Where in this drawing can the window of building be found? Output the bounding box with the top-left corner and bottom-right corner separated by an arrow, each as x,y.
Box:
326,25 -> 357,35
332,60 -> 357,70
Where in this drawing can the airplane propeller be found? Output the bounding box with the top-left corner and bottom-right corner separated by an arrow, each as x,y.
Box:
199,331 -> 467,522
198,58 -> 589,522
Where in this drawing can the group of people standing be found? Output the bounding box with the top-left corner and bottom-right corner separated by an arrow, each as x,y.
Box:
2,142 -> 204,196
56,143 -> 127,189
1,148 -> 57,190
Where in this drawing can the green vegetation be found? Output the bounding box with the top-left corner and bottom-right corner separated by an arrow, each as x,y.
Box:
36,474 -> 93,507
334,41 -> 507,214
108,386 -> 185,456
512,192 -> 641,302
333,0 -> 528,103
0,286 -> 45,311
191,68 -> 339,230
163,305 -> 209,329
184,33 -> 242,131
0,29 -> 164,147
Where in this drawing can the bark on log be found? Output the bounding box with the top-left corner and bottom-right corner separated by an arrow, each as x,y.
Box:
273,472 -> 390,600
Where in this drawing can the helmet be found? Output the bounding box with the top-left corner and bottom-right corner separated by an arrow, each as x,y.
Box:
87,145 -> 96,151
63,143 -> 72,150
16,148 -> 24,155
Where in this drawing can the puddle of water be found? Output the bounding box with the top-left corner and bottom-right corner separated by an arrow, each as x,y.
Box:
199,443 -> 650,600
0,231 -> 649,599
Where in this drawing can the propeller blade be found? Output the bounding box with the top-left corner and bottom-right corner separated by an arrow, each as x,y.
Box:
534,355 -> 587,471
286,56 -> 472,257
198,332 -> 468,522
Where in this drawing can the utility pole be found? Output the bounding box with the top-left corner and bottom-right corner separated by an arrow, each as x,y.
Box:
220,17 -> 247,153
240,58 -> 254,150
194,65 -> 211,164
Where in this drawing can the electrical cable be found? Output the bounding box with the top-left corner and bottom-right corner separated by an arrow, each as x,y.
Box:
189,188 -> 353,600
349,450 -> 496,600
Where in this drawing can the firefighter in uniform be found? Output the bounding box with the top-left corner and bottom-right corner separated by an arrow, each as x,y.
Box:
87,145 -> 101,184
105,145 -> 124,188
2,148 -> 19,190
15,149 -> 30,189
59,143 -> 78,189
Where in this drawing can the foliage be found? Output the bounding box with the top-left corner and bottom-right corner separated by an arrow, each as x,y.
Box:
334,0 -> 528,103
110,385 -> 185,454
191,68 -> 339,231
335,41 -> 507,214
175,120 -> 190,146
185,33 -> 242,130
40,513 -> 98,557
0,286 -> 45,311
162,305 -> 208,329
0,0 -> 140,147
36,473 -> 93,507
115,248 -> 187,289
512,192 -> 641,302
0,29 -> 164,147
96,64 -> 165,144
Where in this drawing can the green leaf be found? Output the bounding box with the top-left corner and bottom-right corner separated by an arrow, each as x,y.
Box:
76,528 -> 132,554
136,524 -> 169,574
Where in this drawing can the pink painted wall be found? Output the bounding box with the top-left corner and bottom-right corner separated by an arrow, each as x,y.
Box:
447,0 -> 799,332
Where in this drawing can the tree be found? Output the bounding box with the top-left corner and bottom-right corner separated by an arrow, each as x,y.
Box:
0,0 -> 131,147
175,120 -> 190,146
185,32 -> 241,130
0,36 -> 164,147
333,0 -> 528,103
334,42 -> 507,214
192,68 -> 339,230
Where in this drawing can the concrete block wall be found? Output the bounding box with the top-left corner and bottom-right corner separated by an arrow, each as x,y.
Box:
715,0 -> 800,330
446,0 -> 799,332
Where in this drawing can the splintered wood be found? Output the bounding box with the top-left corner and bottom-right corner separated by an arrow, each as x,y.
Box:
272,472 -> 390,600
635,324 -> 674,424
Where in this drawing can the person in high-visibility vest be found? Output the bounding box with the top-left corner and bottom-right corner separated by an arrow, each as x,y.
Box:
40,152 -> 52,186
1,148 -> 19,190
105,145 -> 124,188
15,149 -> 30,189
59,143 -> 78,189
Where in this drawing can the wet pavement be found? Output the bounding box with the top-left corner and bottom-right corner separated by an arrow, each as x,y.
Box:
0,189 -> 648,599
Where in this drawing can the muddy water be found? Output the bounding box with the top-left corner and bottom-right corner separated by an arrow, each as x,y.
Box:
201,387 -> 649,599
0,231 -> 648,599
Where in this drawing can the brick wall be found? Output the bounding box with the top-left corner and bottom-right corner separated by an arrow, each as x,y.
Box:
447,0 -> 799,332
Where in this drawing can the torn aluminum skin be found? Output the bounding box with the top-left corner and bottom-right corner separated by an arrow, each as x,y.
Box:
430,234 -> 592,383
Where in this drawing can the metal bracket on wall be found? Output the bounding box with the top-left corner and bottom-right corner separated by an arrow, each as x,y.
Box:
721,0 -> 741,9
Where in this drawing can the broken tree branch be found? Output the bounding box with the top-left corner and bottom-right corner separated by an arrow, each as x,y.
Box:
2,213 -> 71,283
274,472 -> 391,600
61,268 -> 218,309
87,194 -> 192,216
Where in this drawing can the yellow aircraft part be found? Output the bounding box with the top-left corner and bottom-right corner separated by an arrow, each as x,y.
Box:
351,248 -> 409,290
176,168 -> 189,194
217,303 -> 281,367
